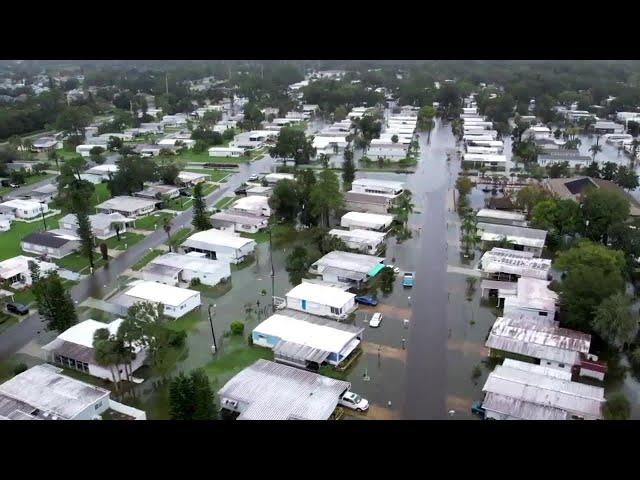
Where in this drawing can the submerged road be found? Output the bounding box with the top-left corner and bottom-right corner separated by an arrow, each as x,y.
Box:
0,155 -> 274,360
403,120 -> 452,419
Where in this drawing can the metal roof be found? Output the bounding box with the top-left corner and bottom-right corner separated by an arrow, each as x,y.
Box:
211,211 -> 267,227
486,317 -> 591,365
479,248 -> 551,280
22,231 -> 75,248
311,251 -> 384,277
477,223 -> 547,249
217,359 -> 350,420
183,228 -> 256,250
273,340 -> 331,364
286,283 -> 355,309
0,365 -> 110,420
482,359 -> 604,420
124,281 -> 199,307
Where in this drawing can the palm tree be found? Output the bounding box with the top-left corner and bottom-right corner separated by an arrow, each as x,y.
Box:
589,143 -> 603,162
631,139 -> 640,165
93,329 -> 121,391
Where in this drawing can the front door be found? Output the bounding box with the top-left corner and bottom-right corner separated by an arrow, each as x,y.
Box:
301,299 -> 307,310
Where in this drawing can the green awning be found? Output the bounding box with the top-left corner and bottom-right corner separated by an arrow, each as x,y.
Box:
368,263 -> 386,277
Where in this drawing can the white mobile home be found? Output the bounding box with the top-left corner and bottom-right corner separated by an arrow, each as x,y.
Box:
58,212 -> 133,240
0,199 -> 48,219
476,209 -> 527,227
264,173 -> 295,185
20,231 -> 79,259
481,359 -> 604,420
142,252 -> 231,287
0,255 -> 57,288
76,143 -> 108,157
181,228 -> 256,263
479,248 -> 552,281
328,228 -> 386,254
208,146 -> 244,158
309,251 -> 386,287
42,319 -> 147,382
120,281 -> 201,319
341,211 -> 394,231
0,364 -> 145,420
231,195 -> 271,217
95,196 -> 156,218
252,313 -> 363,369
284,283 -> 357,320
351,178 -> 404,197
211,211 -> 268,234
477,223 -> 547,257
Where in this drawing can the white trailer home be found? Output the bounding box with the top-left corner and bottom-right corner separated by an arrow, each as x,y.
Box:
284,283 -> 357,321
120,281 -> 201,319
181,228 -> 256,263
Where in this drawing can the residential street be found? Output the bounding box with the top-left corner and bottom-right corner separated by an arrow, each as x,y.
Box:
0,155 -> 273,360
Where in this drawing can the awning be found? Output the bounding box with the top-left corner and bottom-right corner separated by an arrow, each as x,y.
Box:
367,263 -> 386,277
273,340 -> 331,365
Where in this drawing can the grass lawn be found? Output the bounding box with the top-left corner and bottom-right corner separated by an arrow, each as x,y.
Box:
203,337 -> 273,384
134,212 -> 176,230
131,249 -> 163,271
103,232 -> 145,250
165,309 -> 202,333
240,231 -> 270,243
55,253 -> 107,273
0,213 -> 65,260
10,289 -> 36,306
164,196 -> 193,211
214,196 -> 237,209
89,182 -> 110,208
184,169 -> 230,182
171,227 -> 192,246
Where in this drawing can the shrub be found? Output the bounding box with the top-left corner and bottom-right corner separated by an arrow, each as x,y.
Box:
190,277 -> 202,287
13,363 -> 28,375
230,320 -> 244,336
247,333 -> 254,346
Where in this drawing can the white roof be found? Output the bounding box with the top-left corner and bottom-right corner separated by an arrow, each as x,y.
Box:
184,228 -> 255,249
329,228 -> 386,243
463,154 -> 507,163
1,199 -> 43,210
477,223 -> 547,249
505,277 -> 558,313
208,146 -> 243,153
265,173 -> 295,182
85,164 -> 118,174
286,283 -> 355,309
178,171 -> 207,181
150,252 -> 230,276
352,178 -> 405,191
218,359 -> 349,420
125,281 -> 199,307
0,365 -> 110,420
476,209 -> 527,223
57,318 -> 124,349
312,251 -> 384,275
341,211 -> 394,227
96,196 -> 157,213
482,359 -> 604,419
254,314 -> 359,354
233,195 -> 269,211
0,255 -> 57,280
480,248 -> 552,280
486,316 -> 590,365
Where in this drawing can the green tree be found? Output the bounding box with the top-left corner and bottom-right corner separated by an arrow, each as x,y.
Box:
342,152 -> 356,191
269,127 -> 316,166
70,189 -> 96,270
106,136 -> 124,152
192,182 -> 212,231
169,369 -> 216,420
601,161 -> 618,181
32,272 -> 78,333
582,188 -> 630,243
455,176 -> 473,197
55,106 -> 92,137
93,328 -> 122,390
584,161 -> 601,178
230,321 -> 245,335
286,246 -> 312,285
592,293 -> 638,350
378,267 -> 395,294
530,198 -> 583,247
310,169 -> 344,228
295,170 -> 319,227
614,165 -> 639,191
589,143 -> 603,161
602,392 -> 631,420
515,184 -> 552,216
268,179 -> 300,222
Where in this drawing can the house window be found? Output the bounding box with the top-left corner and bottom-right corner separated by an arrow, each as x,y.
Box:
95,401 -> 103,410
559,363 -> 565,368
330,306 -> 342,315
546,361 -> 551,365
539,311 -> 548,316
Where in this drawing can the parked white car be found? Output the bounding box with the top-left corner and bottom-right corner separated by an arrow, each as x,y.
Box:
339,391 -> 369,412
369,312 -> 383,328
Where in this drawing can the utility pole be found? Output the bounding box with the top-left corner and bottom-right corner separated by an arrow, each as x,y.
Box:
40,205 -> 47,230
268,228 -> 275,313
165,73 -> 169,95
208,304 -> 218,354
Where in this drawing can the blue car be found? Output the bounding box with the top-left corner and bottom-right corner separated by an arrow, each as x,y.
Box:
355,295 -> 378,306
471,400 -> 485,418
